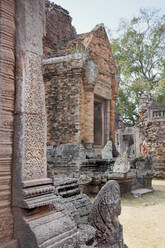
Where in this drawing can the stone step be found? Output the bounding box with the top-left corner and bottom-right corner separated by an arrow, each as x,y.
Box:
131,188 -> 153,197
60,188 -> 80,197
57,182 -> 79,191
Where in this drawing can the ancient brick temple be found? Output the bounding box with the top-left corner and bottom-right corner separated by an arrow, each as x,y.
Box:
43,2 -> 119,170
0,0 -> 126,247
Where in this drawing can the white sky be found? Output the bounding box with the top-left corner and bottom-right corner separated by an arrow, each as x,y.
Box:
52,0 -> 165,35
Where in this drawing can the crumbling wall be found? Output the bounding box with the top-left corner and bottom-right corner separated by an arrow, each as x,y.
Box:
0,0 -> 15,244
138,94 -> 165,178
138,94 -> 165,158
43,0 -> 76,57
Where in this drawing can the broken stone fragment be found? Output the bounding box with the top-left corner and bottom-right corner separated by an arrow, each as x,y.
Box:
113,152 -> 130,173
101,140 -> 113,160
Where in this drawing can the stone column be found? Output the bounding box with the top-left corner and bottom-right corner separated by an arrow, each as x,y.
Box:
104,100 -> 110,144
12,1 -> 79,247
110,72 -> 118,144
110,97 -> 116,143
83,60 -> 98,148
13,0 -> 54,208
83,88 -> 94,144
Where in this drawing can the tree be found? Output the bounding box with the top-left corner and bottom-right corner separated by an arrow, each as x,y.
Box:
110,9 -> 165,126
155,80 -> 165,104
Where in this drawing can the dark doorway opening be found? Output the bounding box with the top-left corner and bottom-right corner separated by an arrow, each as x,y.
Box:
94,101 -> 103,146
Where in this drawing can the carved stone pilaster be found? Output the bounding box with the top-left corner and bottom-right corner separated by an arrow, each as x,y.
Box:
13,0 -> 52,209
12,1 -> 81,247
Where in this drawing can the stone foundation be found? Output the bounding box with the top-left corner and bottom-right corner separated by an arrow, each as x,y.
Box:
153,158 -> 165,179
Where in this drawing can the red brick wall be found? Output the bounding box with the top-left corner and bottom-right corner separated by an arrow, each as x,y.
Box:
43,1 -> 76,58
44,63 -> 83,146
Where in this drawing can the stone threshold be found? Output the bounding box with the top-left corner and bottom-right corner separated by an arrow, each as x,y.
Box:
131,188 -> 153,197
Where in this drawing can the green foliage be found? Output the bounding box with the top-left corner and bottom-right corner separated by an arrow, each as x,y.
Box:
155,80 -> 165,104
110,9 -> 165,125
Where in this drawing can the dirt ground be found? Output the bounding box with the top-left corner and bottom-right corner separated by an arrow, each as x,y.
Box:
120,180 -> 165,248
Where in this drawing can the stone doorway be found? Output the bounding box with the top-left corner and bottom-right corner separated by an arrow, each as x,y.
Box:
94,100 -> 104,146
94,96 -> 109,149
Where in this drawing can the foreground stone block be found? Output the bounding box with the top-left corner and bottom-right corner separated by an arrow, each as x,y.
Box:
89,180 -> 127,248
14,208 -> 80,248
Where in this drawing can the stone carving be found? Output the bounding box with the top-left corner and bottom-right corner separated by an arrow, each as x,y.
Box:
113,152 -> 130,173
14,208 -> 80,248
101,140 -> 113,160
53,178 -> 96,247
23,53 -> 46,114
89,180 -> 127,248
14,0 -> 47,181
22,184 -> 56,209
23,114 -> 47,180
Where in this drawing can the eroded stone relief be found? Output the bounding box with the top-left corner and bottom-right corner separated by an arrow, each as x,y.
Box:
89,180 -> 127,248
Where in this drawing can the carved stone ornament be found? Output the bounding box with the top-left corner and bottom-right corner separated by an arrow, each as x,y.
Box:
89,180 -> 127,248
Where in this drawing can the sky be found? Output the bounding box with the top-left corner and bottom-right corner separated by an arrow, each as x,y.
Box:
52,0 -> 165,35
